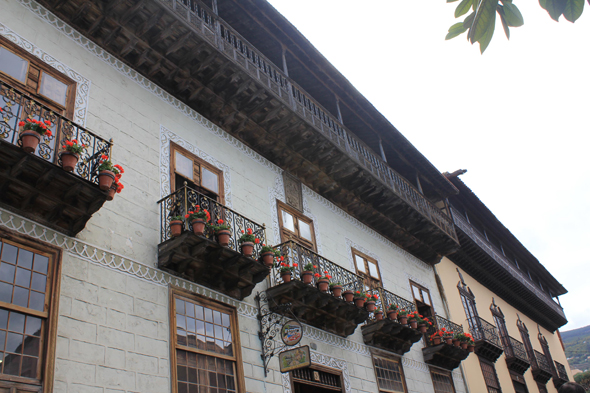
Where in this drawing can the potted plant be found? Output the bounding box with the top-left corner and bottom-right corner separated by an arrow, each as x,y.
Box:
260,244 -> 280,267
97,155 -> 124,191
185,205 -> 211,236
212,219 -> 231,246
343,289 -> 354,303
454,333 -> 470,350
467,338 -> 475,352
329,282 -> 343,297
279,262 -> 294,283
365,293 -> 379,312
169,215 -> 184,237
106,179 -> 124,201
315,271 -> 331,292
387,304 -> 399,321
238,228 -> 260,257
353,291 -> 367,308
418,316 -> 433,334
443,329 -> 454,345
397,309 -> 408,325
301,263 -> 316,284
430,330 -> 444,345
407,312 -> 419,329
18,118 -> 52,153
60,139 -> 86,172
374,308 -> 384,321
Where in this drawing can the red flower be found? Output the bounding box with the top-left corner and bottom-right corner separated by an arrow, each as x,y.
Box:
113,164 -> 124,174
18,121 -> 25,127
241,230 -> 245,234
280,256 -> 284,261
313,265 -> 317,269
254,238 -> 260,244
116,182 -> 124,193
314,273 -> 320,278
262,244 -> 266,247
293,263 -> 298,267
184,214 -> 189,218
247,228 -> 253,235
217,219 -> 223,224
44,120 -> 51,126
46,130 -> 52,137
356,291 -> 360,294
101,154 -> 109,160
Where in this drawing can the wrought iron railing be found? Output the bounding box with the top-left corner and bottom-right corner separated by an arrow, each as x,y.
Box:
555,361 -> 568,381
425,314 -> 464,346
269,240 -> 364,292
0,80 -> 112,183
166,0 -> 458,243
467,316 -> 502,348
158,184 -> 266,258
452,208 -> 565,317
364,287 -> 415,322
534,350 -> 553,374
504,336 -> 529,363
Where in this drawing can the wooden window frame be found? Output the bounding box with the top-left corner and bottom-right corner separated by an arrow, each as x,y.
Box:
479,357 -> 502,393
170,142 -> 225,204
169,286 -> 245,393
290,364 -> 344,392
276,201 -> 316,251
430,368 -> 456,393
0,228 -> 62,393
371,352 -> 408,393
352,249 -> 382,290
0,37 -> 76,118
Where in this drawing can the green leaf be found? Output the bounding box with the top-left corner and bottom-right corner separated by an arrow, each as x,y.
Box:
446,22 -> 469,40
498,7 -> 511,38
473,0 -> 482,10
540,0 -> 568,21
478,7 -> 497,53
456,0 -> 474,17
464,12 -> 477,28
564,0 -> 584,21
502,2 -> 525,25
469,0 -> 499,43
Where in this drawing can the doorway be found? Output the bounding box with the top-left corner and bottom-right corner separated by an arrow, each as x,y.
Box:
291,367 -> 344,393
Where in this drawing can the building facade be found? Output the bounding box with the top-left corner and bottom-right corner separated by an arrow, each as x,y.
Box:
0,1 -> 570,393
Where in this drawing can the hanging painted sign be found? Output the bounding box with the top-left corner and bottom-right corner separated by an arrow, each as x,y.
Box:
281,320 -> 303,346
279,345 -> 311,373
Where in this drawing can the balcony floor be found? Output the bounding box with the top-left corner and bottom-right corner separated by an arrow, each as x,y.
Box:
361,319 -> 424,355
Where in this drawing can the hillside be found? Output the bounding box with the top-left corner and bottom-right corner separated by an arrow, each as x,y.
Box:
562,325 -> 590,373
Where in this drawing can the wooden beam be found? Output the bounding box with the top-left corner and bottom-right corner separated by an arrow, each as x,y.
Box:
166,31 -> 192,56
119,0 -> 146,25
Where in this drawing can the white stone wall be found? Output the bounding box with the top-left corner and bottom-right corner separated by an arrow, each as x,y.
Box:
0,1 -> 468,392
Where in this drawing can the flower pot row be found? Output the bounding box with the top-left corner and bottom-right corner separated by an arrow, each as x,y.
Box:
429,330 -> 475,351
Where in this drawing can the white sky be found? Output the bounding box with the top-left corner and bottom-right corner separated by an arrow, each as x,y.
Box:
266,0 -> 590,331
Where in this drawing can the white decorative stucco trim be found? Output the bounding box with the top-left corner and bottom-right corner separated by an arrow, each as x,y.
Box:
281,351 -> 352,393
0,22 -> 90,126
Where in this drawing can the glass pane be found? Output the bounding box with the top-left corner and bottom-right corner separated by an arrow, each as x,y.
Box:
412,285 -> 421,301
0,263 -> 16,283
39,73 -> 68,106
29,291 -> 45,311
6,332 -> 23,353
368,261 -> 379,278
3,353 -> 20,375
0,309 -> 8,329
298,220 -> 312,241
281,210 -> 295,232
33,255 -> 49,274
20,356 -> 37,378
23,336 -> 40,356
8,312 -> 25,332
1,244 -> 17,264
0,47 -> 28,83
13,287 -> 28,308
421,289 -> 431,305
355,255 -> 366,273
175,151 -> 194,180
15,268 -> 31,288
201,167 -> 219,194
25,316 -> 42,336
31,273 -> 47,293
0,282 -> 13,303
17,250 -> 33,269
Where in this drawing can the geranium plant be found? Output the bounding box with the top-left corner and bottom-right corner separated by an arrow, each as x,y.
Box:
211,219 -> 230,231
19,118 -> 53,137
260,244 -> 280,256
329,282 -> 342,289
238,228 -> 261,244
397,309 -> 408,316
314,270 -> 332,281
388,304 -> 399,311
279,262 -> 295,273
61,139 -> 86,154
303,263 -> 316,272
185,205 -> 211,222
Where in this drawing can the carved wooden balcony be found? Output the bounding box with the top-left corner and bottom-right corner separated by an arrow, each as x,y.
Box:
468,316 -> 504,362
265,241 -> 368,337
35,0 -> 461,264
503,336 -> 531,374
361,287 -> 423,355
553,361 -> 569,389
0,81 -> 111,236
422,315 -> 470,371
157,185 -> 269,300
531,350 -> 553,385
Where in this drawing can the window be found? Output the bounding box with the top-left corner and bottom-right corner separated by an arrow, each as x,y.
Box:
171,290 -> 244,393
171,143 -> 224,202
430,369 -> 456,393
352,249 -> 381,290
490,300 -> 510,352
0,235 -> 60,392
277,201 -> 316,251
372,355 -> 407,393
480,358 -> 502,393
517,317 -> 535,365
0,38 -> 76,117
410,281 -> 434,319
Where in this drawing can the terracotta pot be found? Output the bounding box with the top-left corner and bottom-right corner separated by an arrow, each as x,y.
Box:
418,324 -> 428,333
330,285 -> 342,298
301,271 -> 313,284
20,131 -> 40,153
461,342 -> 468,350
191,219 -> 206,236
281,271 -> 292,283
445,338 -> 453,345
433,337 -> 442,345
453,339 -> 460,347
106,182 -> 116,201
317,279 -> 329,292
98,170 -> 115,191
241,242 -> 254,257
468,344 -> 475,352
387,311 -> 398,321
343,290 -> 354,302
354,297 -> 366,308
170,220 -> 183,237
60,152 -> 79,172
398,316 -> 408,325
365,301 -> 376,312
375,311 -> 383,321
216,230 -> 231,246
410,320 -> 418,329
261,252 -> 275,267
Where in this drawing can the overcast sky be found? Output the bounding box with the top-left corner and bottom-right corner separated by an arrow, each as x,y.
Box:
266,0 -> 590,331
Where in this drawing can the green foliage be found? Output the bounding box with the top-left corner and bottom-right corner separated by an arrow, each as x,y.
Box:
446,0 -> 587,53
574,370 -> 590,391
562,324 -> 590,374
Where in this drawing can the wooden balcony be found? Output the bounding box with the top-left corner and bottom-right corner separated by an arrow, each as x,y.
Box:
361,287 -> 422,355
265,241 -> 368,337
157,185 -> 269,300
0,81 -> 111,236
35,0 -> 461,264
468,316 -> 504,362
422,315 -> 470,370
503,336 -> 531,375
531,350 -> 553,385
553,361 -> 569,389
